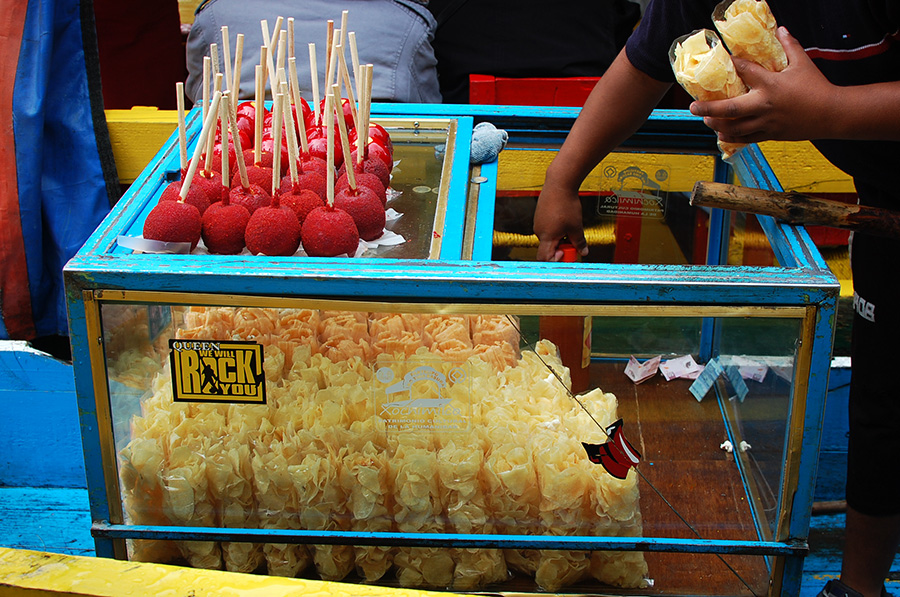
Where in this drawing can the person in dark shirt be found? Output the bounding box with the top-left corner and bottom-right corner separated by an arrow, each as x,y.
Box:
534,3 -> 900,596
427,0 -> 640,103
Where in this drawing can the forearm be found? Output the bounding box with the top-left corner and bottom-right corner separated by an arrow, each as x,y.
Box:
825,81 -> 900,141
544,50 -> 672,190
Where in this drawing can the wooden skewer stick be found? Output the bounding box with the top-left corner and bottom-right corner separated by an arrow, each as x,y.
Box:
309,43 -> 321,123
288,57 -> 309,154
270,91 -> 284,197
210,42 -> 219,78
202,56 -> 210,122
339,11 -> 349,49
224,92 -> 250,190
336,44 -> 359,130
287,17 -> 295,60
221,26 -> 232,96
253,64 -> 264,165
325,29 -> 340,92
332,83 -> 356,192
204,73 -> 224,173
232,33 -> 244,117
325,91 -> 335,207
325,20 -> 334,79
348,32 -> 361,103
357,65 -> 373,166
281,81 -> 300,185
690,181 -> 900,239
275,30 -> 287,88
260,21 -> 279,96
181,90 -> 223,201
176,82 -> 187,172
219,92 -> 230,187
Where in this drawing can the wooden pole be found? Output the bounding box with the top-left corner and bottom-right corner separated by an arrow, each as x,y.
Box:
691,181 -> 900,239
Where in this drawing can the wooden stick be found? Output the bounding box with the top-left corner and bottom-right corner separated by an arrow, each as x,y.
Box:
225,92 -> 250,190
287,17 -> 295,60
325,91 -> 334,207
339,11 -> 349,49
275,30 -> 287,88
325,29 -> 340,93
309,43 -> 320,123
271,91 -> 284,197
219,92 -> 230,187
205,73 -> 224,172
210,43 -> 219,77
288,57 -> 309,153
325,20 -> 334,78
253,64 -> 264,165
202,56 -> 210,122
332,83 -> 356,191
221,26 -> 232,96
281,82 -> 299,184
176,82 -> 187,171
232,33 -> 244,116
348,32 -> 361,103
358,65 -> 373,165
182,90 -> 223,201
260,23 -> 278,96
691,181 -> 900,239
337,44 -> 359,130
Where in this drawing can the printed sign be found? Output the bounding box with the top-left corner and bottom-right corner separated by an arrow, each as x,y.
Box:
597,165 -> 669,219
168,339 -> 266,404
375,360 -> 470,433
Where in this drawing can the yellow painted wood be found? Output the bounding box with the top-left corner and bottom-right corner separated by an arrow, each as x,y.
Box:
105,107 -> 178,185
0,547 -> 461,597
178,0 -> 202,25
757,141 -> 855,194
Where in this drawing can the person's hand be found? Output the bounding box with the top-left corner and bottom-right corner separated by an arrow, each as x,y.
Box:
533,181 -> 588,262
689,27 -> 840,143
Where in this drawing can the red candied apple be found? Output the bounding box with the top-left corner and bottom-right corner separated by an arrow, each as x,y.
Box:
306,130 -> 343,168
340,153 -> 390,190
229,183 -> 271,215
143,200 -> 201,249
336,171 -> 386,206
232,164 -> 273,191
301,205 -> 360,257
280,188 -> 324,226
245,198 -> 301,256
349,123 -> 393,157
359,141 -> 393,173
201,198 -> 250,254
206,141 -> 238,175
297,154 -> 329,180
159,179 -> 212,215
315,97 -> 354,132
192,169 -> 226,203
333,186 -> 385,241
258,137 -> 290,170
279,171 -> 326,202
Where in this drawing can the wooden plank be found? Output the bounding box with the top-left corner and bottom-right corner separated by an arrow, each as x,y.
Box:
0,343 -> 85,488
0,488 -> 93,556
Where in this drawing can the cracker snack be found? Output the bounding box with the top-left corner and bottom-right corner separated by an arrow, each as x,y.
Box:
714,0 -> 787,73
670,29 -> 748,159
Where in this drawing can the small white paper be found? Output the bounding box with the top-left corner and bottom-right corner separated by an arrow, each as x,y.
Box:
625,355 -> 660,384
725,355 -> 768,382
660,354 -> 701,381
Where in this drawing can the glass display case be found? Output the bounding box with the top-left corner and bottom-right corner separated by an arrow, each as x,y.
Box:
65,104 -> 838,597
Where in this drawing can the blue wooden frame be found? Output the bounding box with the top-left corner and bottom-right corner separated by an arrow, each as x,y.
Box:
64,103 -> 838,596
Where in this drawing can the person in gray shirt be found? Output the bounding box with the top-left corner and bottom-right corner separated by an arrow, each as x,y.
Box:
184,0 -> 441,105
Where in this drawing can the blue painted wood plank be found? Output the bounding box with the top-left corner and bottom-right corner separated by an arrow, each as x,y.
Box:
0,342 -> 86,488
0,487 -> 94,556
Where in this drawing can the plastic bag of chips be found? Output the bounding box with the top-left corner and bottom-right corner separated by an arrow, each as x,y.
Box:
714,0 -> 786,72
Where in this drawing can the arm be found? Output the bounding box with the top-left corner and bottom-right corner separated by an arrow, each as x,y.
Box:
533,49 -> 671,261
691,27 -> 900,144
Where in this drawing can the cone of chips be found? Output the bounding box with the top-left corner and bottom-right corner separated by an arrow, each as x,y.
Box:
670,29 -> 748,159
713,0 -> 786,73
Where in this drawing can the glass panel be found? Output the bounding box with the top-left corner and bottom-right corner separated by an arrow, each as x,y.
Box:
491,149 -> 718,266
100,300 -> 802,595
